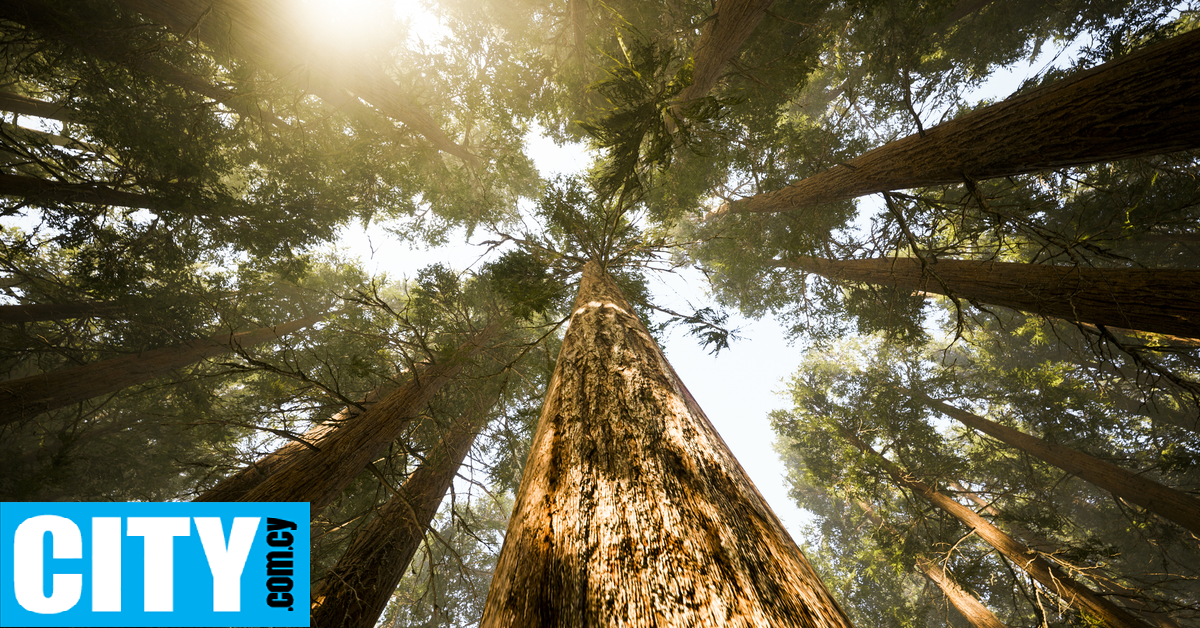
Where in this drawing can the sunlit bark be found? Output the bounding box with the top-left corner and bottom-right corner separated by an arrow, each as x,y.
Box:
481,260 -> 854,627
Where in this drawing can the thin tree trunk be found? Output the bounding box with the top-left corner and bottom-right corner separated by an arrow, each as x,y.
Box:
724,28 -> 1200,214
0,90 -> 80,123
0,301 -> 126,323
905,388 -> 1200,536
0,0 -> 285,128
777,256 -> 1200,340
233,321 -> 504,515
310,386 -> 502,628
480,260 -> 854,627
0,312 -> 326,425
194,387 -> 389,502
839,426 -> 1149,628
948,482 -> 1188,628
856,499 -> 1009,628
111,0 -> 476,163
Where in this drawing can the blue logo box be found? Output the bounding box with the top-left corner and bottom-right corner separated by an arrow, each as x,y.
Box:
0,502 -> 309,627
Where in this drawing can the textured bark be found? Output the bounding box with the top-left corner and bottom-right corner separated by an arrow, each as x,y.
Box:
194,387 -> 389,502
778,256 -> 1200,340
856,500 -> 1008,628
0,312 -> 326,425
676,0 -> 776,107
840,428 -> 1149,628
0,90 -> 80,123
726,28 -> 1200,214
111,0 -> 475,162
906,389 -> 1200,537
480,260 -> 853,627
234,322 -> 503,514
0,0 -> 284,127
0,301 -> 126,323
310,389 -> 501,628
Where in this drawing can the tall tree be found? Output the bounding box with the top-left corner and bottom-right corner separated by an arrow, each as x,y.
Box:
228,320 -> 505,514
834,425 -> 1149,628
480,260 -> 853,627
722,28 -> 1200,214
775,256 -> 1200,339
901,386 -> 1200,536
311,382 -> 505,628
0,310 -> 326,424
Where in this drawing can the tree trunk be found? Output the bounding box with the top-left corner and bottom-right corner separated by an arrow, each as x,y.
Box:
480,260 -> 854,627
111,0 -> 476,163
194,387 -> 389,502
0,90 -> 80,123
232,321 -> 504,515
777,256 -> 1200,340
948,482 -> 1188,628
839,426 -> 1149,628
0,0 -> 285,128
310,387 -> 501,628
856,500 -> 1008,628
0,301 -> 126,323
904,387 -> 1200,537
675,0 -> 776,109
0,312 -> 326,425
0,172 -> 250,217
724,28 -> 1200,214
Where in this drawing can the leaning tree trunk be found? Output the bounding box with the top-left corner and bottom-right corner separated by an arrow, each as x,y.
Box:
111,0 -> 475,163
724,28 -> 1200,214
855,500 -> 1008,628
310,386 -> 503,628
480,260 -> 853,627
838,427 -> 1148,628
232,321 -> 504,515
0,172 -> 246,217
0,312 -> 326,425
194,387 -> 389,502
905,388 -> 1200,536
668,0 -> 775,124
947,481 -> 1187,628
778,256 -> 1200,340
0,300 -> 126,323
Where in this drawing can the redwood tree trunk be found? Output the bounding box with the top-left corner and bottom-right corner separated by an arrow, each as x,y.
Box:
0,312 -> 326,425
234,322 -> 503,514
111,0 -> 475,162
856,500 -> 1007,628
778,256 -> 1200,340
0,301 -> 125,323
480,260 -> 853,627
0,173 -> 180,212
949,482 -> 1187,628
904,388 -> 1200,536
676,0 -> 776,108
839,427 -> 1148,628
310,388 -> 501,628
726,28 -> 1200,214
194,387 -> 388,502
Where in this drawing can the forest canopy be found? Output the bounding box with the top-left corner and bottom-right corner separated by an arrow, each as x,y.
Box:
1,0 -> 1198,626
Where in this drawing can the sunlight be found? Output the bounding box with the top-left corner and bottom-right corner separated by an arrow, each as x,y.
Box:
293,0 -> 399,58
